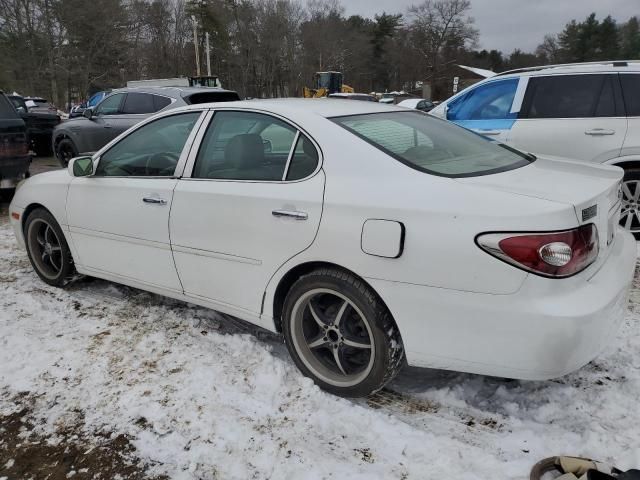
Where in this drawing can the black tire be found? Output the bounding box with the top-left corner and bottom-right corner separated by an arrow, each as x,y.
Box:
282,268 -> 405,397
24,208 -> 75,287
55,138 -> 77,167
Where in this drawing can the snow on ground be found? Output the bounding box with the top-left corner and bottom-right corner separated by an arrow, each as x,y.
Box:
1,211 -> 640,479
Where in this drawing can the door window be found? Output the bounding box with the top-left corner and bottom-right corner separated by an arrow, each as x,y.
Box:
447,79 -> 518,121
286,134 -> 319,180
95,112 -> 201,177
193,111 -> 297,181
95,93 -> 125,116
121,93 -> 156,114
620,74 -> 640,116
521,74 -> 620,118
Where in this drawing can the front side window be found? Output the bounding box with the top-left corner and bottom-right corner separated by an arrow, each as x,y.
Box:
95,112 -> 201,177
332,111 -> 532,177
95,93 -> 125,116
193,111 -> 298,181
522,74 -> 619,118
0,95 -> 18,118
447,79 -> 518,121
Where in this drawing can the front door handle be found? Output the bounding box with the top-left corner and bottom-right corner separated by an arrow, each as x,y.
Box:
474,129 -> 501,136
143,197 -> 167,205
585,128 -> 615,136
272,209 -> 308,220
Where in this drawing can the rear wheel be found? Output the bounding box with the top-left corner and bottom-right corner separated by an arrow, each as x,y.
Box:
282,268 -> 404,397
55,138 -> 77,167
620,168 -> 640,238
24,208 -> 75,287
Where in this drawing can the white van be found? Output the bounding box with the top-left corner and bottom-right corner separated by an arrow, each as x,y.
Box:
430,61 -> 640,233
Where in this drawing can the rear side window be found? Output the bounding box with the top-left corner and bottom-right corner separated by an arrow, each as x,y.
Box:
154,95 -> 171,111
332,111 -> 532,177
522,74 -> 621,118
122,93 -> 156,114
287,135 -> 319,180
447,79 -> 518,121
0,95 -> 19,118
620,74 -> 640,116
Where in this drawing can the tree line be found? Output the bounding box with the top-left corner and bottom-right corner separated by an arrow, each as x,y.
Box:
1,0 -> 639,108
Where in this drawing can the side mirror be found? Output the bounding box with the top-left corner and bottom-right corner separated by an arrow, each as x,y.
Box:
68,156 -> 94,177
83,108 -> 94,119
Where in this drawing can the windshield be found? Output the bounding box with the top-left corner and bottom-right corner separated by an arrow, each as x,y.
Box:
0,95 -> 19,119
331,111 -> 533,177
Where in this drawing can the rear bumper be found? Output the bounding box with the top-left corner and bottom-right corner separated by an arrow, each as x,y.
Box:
369,228 -> 636,380
0,154 -> 31,185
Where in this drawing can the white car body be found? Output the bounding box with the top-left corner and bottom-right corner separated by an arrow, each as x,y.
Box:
9,99 -> 636,381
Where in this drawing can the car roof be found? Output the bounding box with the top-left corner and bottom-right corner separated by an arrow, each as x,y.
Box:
178,98 -> 404,118
398,99 -> 424,107
493,60 -> 640,79
111,86 -> 236,98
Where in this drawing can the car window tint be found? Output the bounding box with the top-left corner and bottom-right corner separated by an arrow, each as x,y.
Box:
95,112 -> 201,177
447,79 -> 518,121
95,93 -> 124,115
193,111 -> 296,181
594,76 -> 616,117
153,95 -> 171,111
87,92 -> 104,107
333,111 -> 532,177
286,134 -> 319,180
621,74 -> 640,116
523,74 -> 610,118
122,93 -> 156,114
0,95 -> 19,118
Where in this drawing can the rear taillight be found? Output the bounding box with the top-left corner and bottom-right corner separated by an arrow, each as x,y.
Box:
476,224 -> 599,278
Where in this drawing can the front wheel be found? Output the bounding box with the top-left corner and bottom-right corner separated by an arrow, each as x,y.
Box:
24,208 -> 75,287
55,138 -> 77,167
282,268 -> 405,397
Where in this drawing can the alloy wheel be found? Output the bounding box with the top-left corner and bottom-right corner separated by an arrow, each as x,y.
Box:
620,179 -> 640,233
27,218 -> 63,280
290,288 -> 375,387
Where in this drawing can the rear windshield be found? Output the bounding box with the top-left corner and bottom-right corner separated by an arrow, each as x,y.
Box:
332,111 -> 533,177
0,95 -> 19,119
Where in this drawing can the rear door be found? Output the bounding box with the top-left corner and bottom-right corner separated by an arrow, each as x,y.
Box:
170,109 -> 324,317
619,73 -> 640,157
445,77 -> 519,142
509,74 -> 626,162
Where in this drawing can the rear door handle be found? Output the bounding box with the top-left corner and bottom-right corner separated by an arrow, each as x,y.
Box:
143,197 -> 167,205
585,128 -> 615,136
272,209 -> 308,220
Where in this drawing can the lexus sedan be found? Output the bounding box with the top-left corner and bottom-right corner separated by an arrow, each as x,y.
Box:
8,99 -> 636,397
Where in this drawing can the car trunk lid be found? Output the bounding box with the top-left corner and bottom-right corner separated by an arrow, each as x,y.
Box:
456,156 -> 623,261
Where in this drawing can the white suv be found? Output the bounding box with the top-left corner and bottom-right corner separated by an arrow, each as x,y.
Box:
429,61 -> 640,233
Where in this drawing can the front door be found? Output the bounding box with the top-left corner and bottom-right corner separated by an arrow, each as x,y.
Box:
509,73 -> 626,162
67,111 -> 205,292
446,77 -> 520,142
84,92 -> 127,152
170,109 -> 324,316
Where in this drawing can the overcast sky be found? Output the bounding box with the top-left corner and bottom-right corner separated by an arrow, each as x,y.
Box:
340,0 -> 639,52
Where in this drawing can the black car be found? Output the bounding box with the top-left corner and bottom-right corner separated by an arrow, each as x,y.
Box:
0,91 -> 31,189
8,94 -> 60,155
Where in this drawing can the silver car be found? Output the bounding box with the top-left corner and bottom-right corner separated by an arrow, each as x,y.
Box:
53,86 -> 239,166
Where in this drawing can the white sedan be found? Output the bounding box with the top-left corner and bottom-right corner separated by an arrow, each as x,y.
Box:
8,99 -> 636,397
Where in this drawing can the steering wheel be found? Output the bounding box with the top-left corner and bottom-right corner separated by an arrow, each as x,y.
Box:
145,152 -> 179,176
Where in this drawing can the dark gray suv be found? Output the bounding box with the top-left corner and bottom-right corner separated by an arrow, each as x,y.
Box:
53,86 -> 240,166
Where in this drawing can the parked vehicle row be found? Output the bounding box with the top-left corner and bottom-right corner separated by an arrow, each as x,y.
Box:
430,60 -> 640,234
53,86 -> 240,166
9,99 -> 636,397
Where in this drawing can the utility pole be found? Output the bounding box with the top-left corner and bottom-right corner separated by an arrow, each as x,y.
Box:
205,32 -> 212,77
191,15 -> 201,77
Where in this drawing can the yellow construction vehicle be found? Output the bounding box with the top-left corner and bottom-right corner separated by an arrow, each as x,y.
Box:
303,71 -> 354,98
